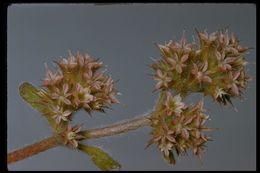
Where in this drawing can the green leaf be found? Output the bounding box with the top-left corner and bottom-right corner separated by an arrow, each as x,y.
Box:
19,82 -> 48,113
46,116 -> 68,133
19,82 -> 66,132
78,143 -> 121,171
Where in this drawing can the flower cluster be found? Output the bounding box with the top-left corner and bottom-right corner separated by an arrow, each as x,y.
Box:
36,52 -> 119,132
151,29 -> 250,105
61,124 -> 85,148
147,92 -> 211,164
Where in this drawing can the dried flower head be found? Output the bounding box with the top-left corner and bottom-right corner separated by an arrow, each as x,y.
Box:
151,29 -> 250,105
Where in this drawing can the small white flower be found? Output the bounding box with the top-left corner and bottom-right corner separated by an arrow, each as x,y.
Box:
159,142 -> 173,157
63,124 -> 85,148
59,55 -> 78,69
227,71 -> 241,96
198,30 -> 217,44
51,84 -> 72,105
171,34 -> 192,53
213,86 -> 227,99
215,50 -> 236,71
154,69 -> 172,90
52,106 -> 72,124
43,69 -> 63,86
165,92 -> 186,116
165,53 -> 189,74
191,61 -> 212,84
157,44 -> 172,57
73,83 -> 94,108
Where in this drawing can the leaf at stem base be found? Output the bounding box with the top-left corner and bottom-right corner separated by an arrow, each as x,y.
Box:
78,143 -> 121,171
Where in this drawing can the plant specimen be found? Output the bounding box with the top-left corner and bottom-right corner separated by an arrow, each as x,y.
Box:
8,29 -> 251,170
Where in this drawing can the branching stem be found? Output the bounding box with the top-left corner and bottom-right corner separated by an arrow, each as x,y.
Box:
7,113 -> 152,164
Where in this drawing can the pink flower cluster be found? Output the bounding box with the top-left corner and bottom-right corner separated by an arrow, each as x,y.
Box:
148,92 -> 211,164
148,29 -> 251,164
36,52 -> 119,129
151,29 -> 250,105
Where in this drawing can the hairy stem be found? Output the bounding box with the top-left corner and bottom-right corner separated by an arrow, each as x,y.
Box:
7,135 -> 61,164
81,114 -> 151,139
7,114 -> 152,165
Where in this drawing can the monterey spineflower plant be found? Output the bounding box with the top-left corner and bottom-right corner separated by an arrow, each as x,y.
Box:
8,29 -> 251,171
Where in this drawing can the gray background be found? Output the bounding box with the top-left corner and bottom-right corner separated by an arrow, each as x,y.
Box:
7,3 -> 256,171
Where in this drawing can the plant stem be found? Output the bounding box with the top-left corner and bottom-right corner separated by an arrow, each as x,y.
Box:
81,114 -> 151,139
7,135 -> 60,164
154,91 -> 166,112
7,114 -> 152,165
